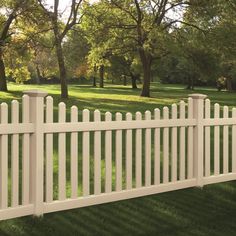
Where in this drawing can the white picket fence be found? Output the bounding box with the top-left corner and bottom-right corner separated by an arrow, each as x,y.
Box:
0,90 -> 236,221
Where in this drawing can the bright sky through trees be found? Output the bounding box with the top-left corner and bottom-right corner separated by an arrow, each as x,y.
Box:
46,0 -> 97,12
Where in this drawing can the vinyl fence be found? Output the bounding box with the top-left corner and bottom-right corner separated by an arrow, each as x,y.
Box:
0,90 -> 236,221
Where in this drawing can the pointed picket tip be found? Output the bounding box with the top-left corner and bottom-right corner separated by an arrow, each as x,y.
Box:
59,102 -> 66,107
94,109 -> 101,114
70,106 -> 78,122
71,105 -> 78,111
105,111 -> 112,116
11,100 -> 19,106
0,102 -> 8,123
94,109 -> 101,121
154,108 -> 160,119
163,106 -> 169,119
232,107 -> 236,116
145,110 -> 151,119
135,111 -> 142,120
163,106 -> 169,112
22,94 -> 29,99
46,96 -> 53,102
83,108 -> 90,113
1,102 -> 8,108
126,112 -> 132,120
105,111 -> 112,121
171,104 -> 177,119
71,106 -> 78,116
171,103 -> 177,110
223,106 -> 229,116
82,109 -> 90,122
115,112 -> 122,120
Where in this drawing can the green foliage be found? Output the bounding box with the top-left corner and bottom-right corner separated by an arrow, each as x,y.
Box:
0,0 -> 236,92
64,27 -> 90,78
6,63 -> 30,83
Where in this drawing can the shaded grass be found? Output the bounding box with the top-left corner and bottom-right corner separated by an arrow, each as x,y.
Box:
1,82 -> 236,235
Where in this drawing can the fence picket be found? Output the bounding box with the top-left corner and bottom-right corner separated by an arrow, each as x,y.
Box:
82,109 -> 90,196
115,113 -> 122,191
180,101 -> 185,180
163,107 -> 169,184
94,110 -> 101,195
187,98 -> 193,179
223,106 -> 229,174
105,112 -> 112,193
22,95 -> 30,205
135,112 -> 142,188
71,106 -> 78,198
205,99 -> 211,177
11,100 -> 19,207
58,102 -> 66,200
232,108 -> 236,173
0,103 -> 8,209
214,104 -> 220,175
46,96 -> 53,202
126,113 -> 132,190
171,104 -> 177,182
145,111 -> 151,186
154,109 -> 160,185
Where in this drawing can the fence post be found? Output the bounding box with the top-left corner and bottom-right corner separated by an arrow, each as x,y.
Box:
189,93 -> 207,187
23,90 -> 48,216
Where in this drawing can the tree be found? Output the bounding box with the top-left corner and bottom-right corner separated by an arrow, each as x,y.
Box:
184,0 -> 236,90
101,0 -> 194,97
64,27 -> 90,80
0,0 -> 34,91
82,1 -> 142,89
38,0 -> 83,98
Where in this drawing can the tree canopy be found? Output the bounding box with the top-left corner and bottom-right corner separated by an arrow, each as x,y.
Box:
0,0 -> 235,97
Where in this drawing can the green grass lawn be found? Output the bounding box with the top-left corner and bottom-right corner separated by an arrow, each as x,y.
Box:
1,82 -> 236,236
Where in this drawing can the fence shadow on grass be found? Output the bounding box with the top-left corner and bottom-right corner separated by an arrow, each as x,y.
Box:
1,183 -> 236,236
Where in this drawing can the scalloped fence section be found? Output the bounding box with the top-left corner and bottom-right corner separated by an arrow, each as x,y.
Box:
0,91 -> 235,221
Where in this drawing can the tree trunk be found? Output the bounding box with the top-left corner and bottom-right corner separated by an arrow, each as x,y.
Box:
186,77 -> 191,89
55,41 -> 68,98
131,73 -> 138,89
151,74 -> 154,82
123,75 -> 127,86
0,49 -> 8,91
53,18 -> 68,99
93,77 -> 96,87
139,50 -> 152,97
226,78 -> 233,91
191,77 -> 194,90
99,65 -> 104,88
0,11 -> 16,92
186,76 -> 194,90
35,64 -> 41,84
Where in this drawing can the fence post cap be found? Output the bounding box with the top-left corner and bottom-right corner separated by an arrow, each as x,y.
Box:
188,93 -> 207,99
23,90 -> 48,97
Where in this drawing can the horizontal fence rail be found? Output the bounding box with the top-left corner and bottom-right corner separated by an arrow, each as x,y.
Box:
43,119 -> 197,133
0,90 -> 236,221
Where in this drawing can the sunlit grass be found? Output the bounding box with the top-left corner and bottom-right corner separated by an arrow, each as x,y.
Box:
1,82 -> 236,235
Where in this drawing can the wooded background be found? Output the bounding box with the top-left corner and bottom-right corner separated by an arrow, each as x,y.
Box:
0,0 -> 235,98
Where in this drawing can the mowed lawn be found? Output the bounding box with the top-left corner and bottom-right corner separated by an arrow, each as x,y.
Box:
1,82 -> 236,236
